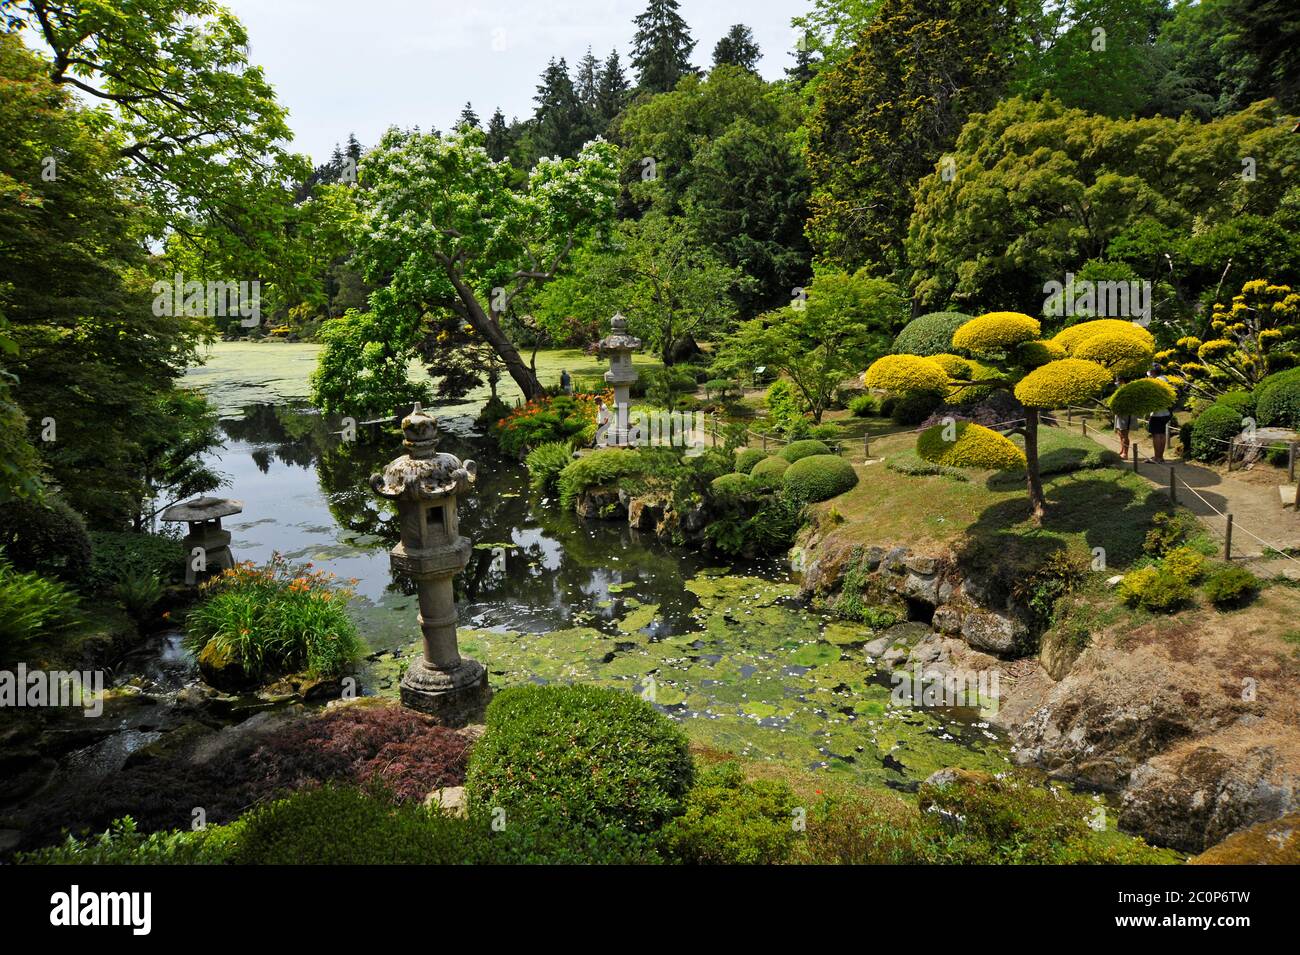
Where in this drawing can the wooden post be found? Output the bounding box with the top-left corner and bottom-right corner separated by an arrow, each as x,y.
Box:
1168,467 -> 1177,504
1224,514 -> 1233,560
1081,420 -> 1087,436
762,433 -> 767,451
1131,443 -> 1139,472
864,435 -> 870,459
1067,407 -> 1073,425
1227,437 -> 1235,472
711,415 -> 717,447
1289,442 -> 1296,482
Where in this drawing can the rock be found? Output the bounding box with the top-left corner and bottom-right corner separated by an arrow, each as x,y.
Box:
1190,810 -> 1300,864
680,504 -> 708,534
883,546 -> 909,573
863,635 -> 893,658
863,546 -> 884,572
122,721 -> 217,769
932,605 -> 963,636
1038,628 -> 1084,681
1120,745 -> 1298,853
627,496 -> 665,531
425,785 -> 467,817
902,572 -> 941,603
197,641 -> 257,693
1106,574 -> 1125,588
905,555 -> 938,575
575,487 -> 625,520
960,610 -> 1026,656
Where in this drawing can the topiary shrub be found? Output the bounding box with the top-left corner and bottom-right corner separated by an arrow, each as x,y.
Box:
782,454 -> 858,502
1109,378 -> 1177,417
525,441 -> 573,495
1190,403 -> 1246,461
916,421 -> 1027,471
1161,545 -> 1206,583
891,311 -> 972,357
0,494 -> 92,582
1255,367 -> 1300,428
1203,566 -> 1260,609
779,438 -> 832,463
749,455 -> 789,490
891,389 -> 944,425
1052,318 -> 1155,352
1072,333 -> 1155,379
1216,390 -> 1255,416
1117,566 -> 1193,612
709,472 -> 754,499
864,354 -> 949,393
951,312 -> 1041,357
656,762 -> 797,865
557,449 -> 645,508
734,447 -> 766,474
464,684 -> 694,835
1013,358 -> 1112,407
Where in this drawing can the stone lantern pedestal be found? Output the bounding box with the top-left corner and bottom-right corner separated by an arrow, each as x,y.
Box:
598,313 -> 642,447
159,496 -> 243,585
370,405 -> 489,725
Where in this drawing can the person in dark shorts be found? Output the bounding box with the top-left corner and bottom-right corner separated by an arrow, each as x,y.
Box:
559,369 -> 572,393
1146,365 -> 1173,463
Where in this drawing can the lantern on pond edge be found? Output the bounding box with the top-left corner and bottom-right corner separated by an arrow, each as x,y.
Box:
369,404 -> 490,725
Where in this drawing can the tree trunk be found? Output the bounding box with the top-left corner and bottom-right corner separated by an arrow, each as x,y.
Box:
448,275 -> 544,400
1024,407 -> 1046,523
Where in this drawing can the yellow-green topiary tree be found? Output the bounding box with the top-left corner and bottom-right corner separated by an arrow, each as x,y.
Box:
1155,280 -> 1300,403
863,313 -> 1167,521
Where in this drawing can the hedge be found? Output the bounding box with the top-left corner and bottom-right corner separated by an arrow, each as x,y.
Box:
782,454 -> 859,502
1255,367 -> 1300,428
734,448 -> 766,474
464,684 -> 694,834
779,439 -> 832,463
1189,403 -> 1245,461
916,421 -> 1027,471
891,311 -> 971,357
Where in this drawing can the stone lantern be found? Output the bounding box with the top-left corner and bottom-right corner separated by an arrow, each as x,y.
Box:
369,404 -> 489,724
159,496 -> 243,585
598,313 -> 642,447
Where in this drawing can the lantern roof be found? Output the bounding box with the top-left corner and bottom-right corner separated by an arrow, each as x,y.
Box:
598,313 -> 641,353
160,496 -> 243,523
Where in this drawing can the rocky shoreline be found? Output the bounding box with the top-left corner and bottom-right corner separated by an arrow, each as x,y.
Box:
795,534 -> 1300,855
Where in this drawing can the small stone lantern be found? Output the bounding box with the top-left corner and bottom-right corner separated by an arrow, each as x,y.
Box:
598,313 -> 642,446
159,496 -> 243,585
370,404 -> 489,724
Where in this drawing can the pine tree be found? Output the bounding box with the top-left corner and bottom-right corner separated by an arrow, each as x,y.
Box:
345,133 -> 362,164
630,0 -> 696,94
712,23 -> 760,72
533,57 -> 585,158
575,47 -> 601,106
484,107 -> 512,162
786,38 -> 817,85
457,102 -> 480,131
594,49 -> 630,126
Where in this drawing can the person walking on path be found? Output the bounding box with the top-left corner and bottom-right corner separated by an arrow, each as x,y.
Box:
1146,364 -> 1174,464
559,369 -> 572,394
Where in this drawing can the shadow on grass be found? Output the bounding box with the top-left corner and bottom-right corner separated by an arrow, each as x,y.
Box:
954,474 -> 1168,595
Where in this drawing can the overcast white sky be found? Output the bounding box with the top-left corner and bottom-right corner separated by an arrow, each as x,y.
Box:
222,0 -> 813,164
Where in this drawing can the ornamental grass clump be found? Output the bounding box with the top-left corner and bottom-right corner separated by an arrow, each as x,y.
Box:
185,554 -> 364,681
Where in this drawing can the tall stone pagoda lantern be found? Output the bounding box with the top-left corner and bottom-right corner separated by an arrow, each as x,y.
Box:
598,313 -> 642,446
370,404 -> 489,724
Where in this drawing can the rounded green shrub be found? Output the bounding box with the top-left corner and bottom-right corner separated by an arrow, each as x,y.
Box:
951,311 -> 1041,357
1161,545 -> 1206,583
1202,566 -> 1260,609
0,494 -> 92,582
656,762 -> 797,865
916,421 -> 1027,471
1216,390 -> 1255,416
864,354 -> 949,393
782,454 -> 858,502
1117,566 -> 1193,612
847,394 -> 875,417
891,390 -> 944,425
557,449 -> 645,508
1014,358 -> 1112,407
779,438 -> 832,463
1190,403 -> 1246,462
710,472 -> 754,499
464,684 -> 694,834
734,447 -> 766,474
749,455 -> 789,490
1109,378 -> 1176,417
1255,367 -> 1300,428
892,311 -> 971,357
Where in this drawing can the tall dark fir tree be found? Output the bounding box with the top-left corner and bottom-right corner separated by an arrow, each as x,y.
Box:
595,49 -> 630,126
631,0 -> 697,94
712,23 -> 760,72
457,102 -> 480,130
533,57 -> 586,158
484,107 -> 512,161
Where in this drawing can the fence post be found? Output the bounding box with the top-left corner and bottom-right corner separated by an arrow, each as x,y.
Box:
1081,420 -> 1087,436
711,415 -> 716,447
762,433 -> 767,451
1290,442 -> 1297,482
1224,514 -> 1233,560
1227,437 -> 1235,472
1168,466 -> 1177,504
1066,406 -> 1073,426
1131,443 -> 1139,472
864,435 -> 870,459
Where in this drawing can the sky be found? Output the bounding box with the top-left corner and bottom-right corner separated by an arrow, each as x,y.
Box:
222,0 -> 813,164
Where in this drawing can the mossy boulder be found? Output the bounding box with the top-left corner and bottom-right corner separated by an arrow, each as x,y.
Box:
1190,811 -> 1300,864
197,640 -> 257,693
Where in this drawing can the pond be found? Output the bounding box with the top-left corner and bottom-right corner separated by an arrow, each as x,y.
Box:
173,343 -> 1011,790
